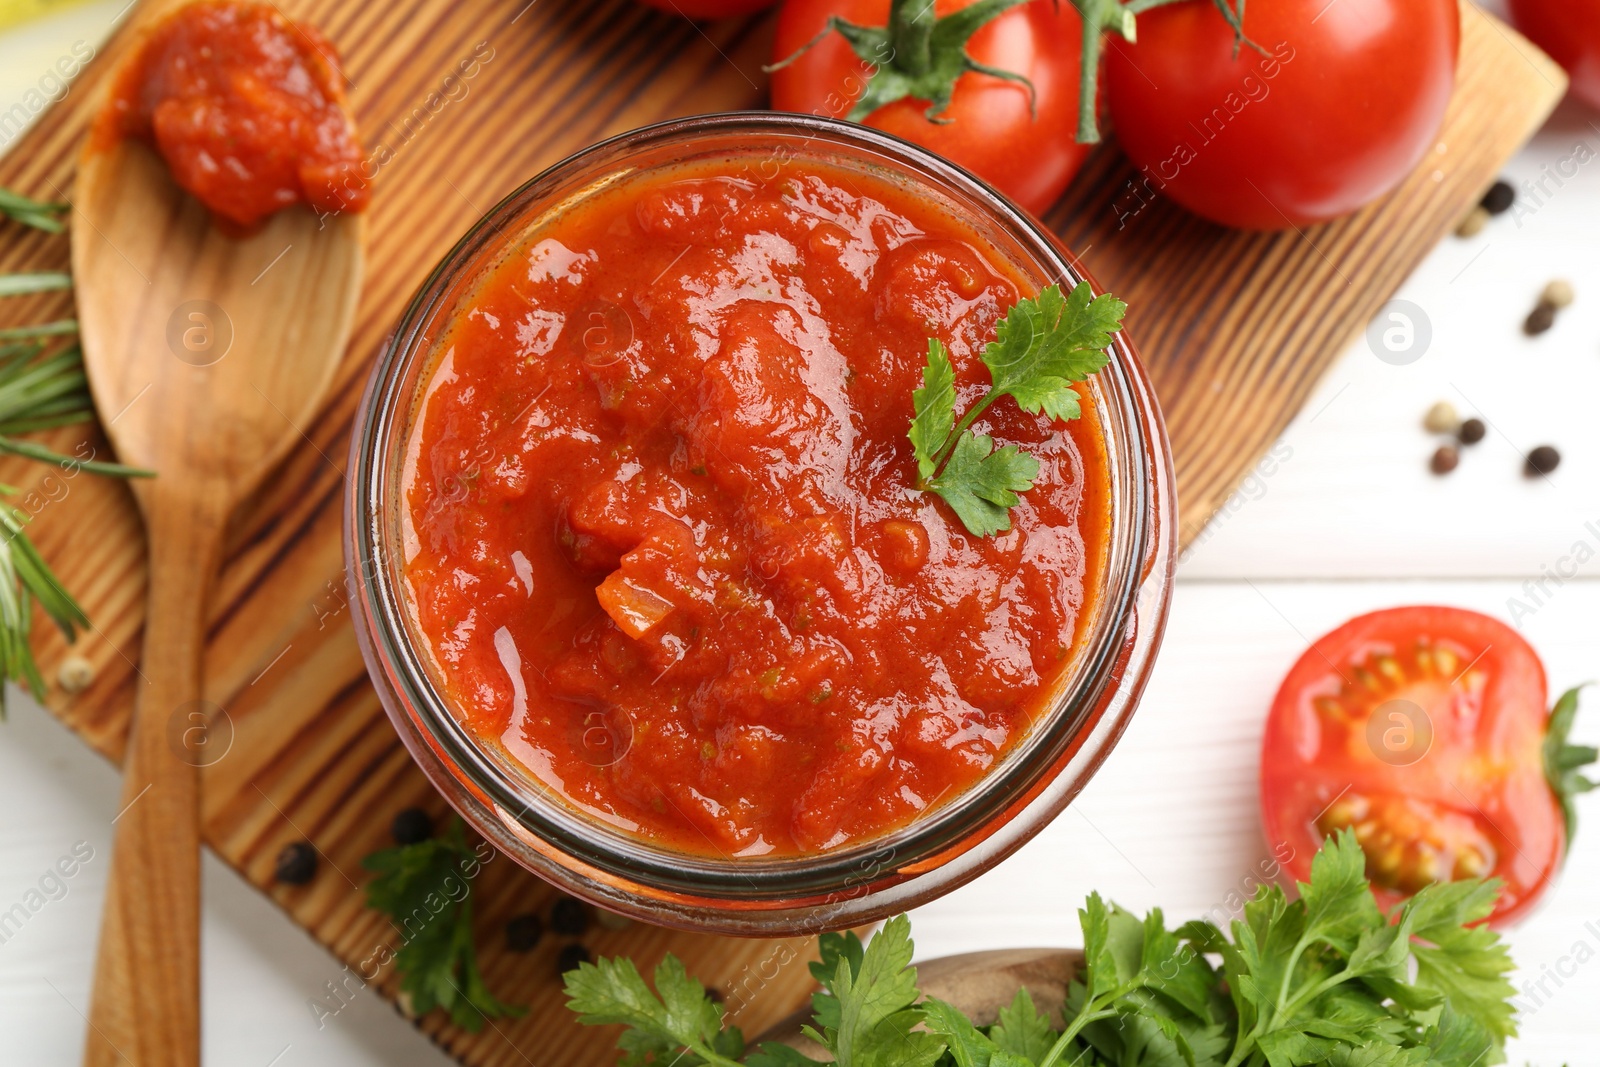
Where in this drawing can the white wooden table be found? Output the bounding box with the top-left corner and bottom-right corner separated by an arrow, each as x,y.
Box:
1,2 -> 1596,1062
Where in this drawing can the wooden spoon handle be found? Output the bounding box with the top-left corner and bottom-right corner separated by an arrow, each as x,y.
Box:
83,487 -> 226,1067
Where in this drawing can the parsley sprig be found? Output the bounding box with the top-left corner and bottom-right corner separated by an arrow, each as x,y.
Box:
564,832 -> 1518,1067
910,282 -> 1125,537
362,819 -> 525,1032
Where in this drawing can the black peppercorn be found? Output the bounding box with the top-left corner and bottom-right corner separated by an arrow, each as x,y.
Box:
275,841 -> 318,885
1524,302 -> 1557,336
557,943 -> 591,977
505,913 -> 543,953
1525,445 -> 1561,476
1457,417 -> 1486,445
550,896 -> 589,936
390,807 -> 434,846
1430,445 -> 1459,475
1480,179 -> 1515,216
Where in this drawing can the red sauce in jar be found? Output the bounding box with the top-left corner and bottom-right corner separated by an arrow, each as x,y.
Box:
403,159 -> 1110,856
95,0 -> 368,230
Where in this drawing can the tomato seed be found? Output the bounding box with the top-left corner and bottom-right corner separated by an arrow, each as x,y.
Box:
1525,445 -> 1561,476
1430,445 -> 1459,475
1457,417 -> 1486,445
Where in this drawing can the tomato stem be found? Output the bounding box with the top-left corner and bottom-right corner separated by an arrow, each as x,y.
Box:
766,0 -> 1037,125
1068,0 -> 1254,144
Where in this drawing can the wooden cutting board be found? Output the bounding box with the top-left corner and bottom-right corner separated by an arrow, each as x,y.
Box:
0,2 -> 1561,1063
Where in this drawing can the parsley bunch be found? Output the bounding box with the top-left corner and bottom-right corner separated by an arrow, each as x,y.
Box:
362,819 -> 525,1032
564,832 -> 1518,1067
910,282 -> 1125,537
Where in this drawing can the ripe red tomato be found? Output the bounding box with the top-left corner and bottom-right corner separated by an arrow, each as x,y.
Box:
1507,0 -> 1600,111
1104,0 -> 1459,230
769,0 -> 1087,216
1259,606 -> 1588,927
635,0 -> 775,17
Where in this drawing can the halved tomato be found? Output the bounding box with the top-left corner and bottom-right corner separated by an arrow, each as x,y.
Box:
1259,606 -> 1593,926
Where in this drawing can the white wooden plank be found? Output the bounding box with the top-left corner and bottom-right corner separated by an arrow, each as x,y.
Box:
0,690 -> 454,1066
909,578 -> 1600,1061
1182,104 -> 1600,580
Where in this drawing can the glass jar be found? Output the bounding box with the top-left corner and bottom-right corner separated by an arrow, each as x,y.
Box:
346,112 -> 1176,936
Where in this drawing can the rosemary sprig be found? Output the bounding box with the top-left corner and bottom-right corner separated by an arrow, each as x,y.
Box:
0,491 -> 89,714
0,342 -> 152,475
0,185 -> 153,714
0,271 -> 72,297
0,189 -> 69,234
0,319 -> 77,341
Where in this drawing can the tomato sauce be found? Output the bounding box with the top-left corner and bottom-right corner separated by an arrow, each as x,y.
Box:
96,0 -> 368,230
402,159 -> 1110,856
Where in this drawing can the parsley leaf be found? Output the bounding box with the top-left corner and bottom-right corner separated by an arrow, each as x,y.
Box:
909,340 -> 956,485
981,283 -> 1124,422
564,954 -> 745,1066
908,282 -> 1123,537
804,915 -> 944,1067
361,819 -> 524,1032
926,432 -> 1040,538
1404,878 -> 1517,1044
989,988 -> 1055,1063
1297,827 -> 1384,954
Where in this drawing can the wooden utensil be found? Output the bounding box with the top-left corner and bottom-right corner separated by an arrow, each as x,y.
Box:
70,137 -> 362,1064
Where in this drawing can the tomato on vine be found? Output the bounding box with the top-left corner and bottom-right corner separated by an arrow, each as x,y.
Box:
767,0 -> 1089,215
1507,0 -> 1600,112
1101,0 -> 1459,229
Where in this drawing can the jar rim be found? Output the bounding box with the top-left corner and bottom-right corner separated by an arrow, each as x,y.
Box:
346,110 -> 1175,932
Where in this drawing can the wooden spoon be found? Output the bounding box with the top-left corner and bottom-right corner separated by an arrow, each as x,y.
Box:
71,137 -> 362,1065
759,948 -> 1083,1057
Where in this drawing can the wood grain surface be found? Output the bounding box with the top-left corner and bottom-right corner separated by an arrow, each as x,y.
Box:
0,1 -> 1562,1063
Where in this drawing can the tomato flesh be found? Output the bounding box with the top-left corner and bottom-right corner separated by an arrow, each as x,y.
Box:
97,0 -> 368,230
1260,607 -> 1558,926
402,159 -> 1111,857
1104,0 -> 1459,229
